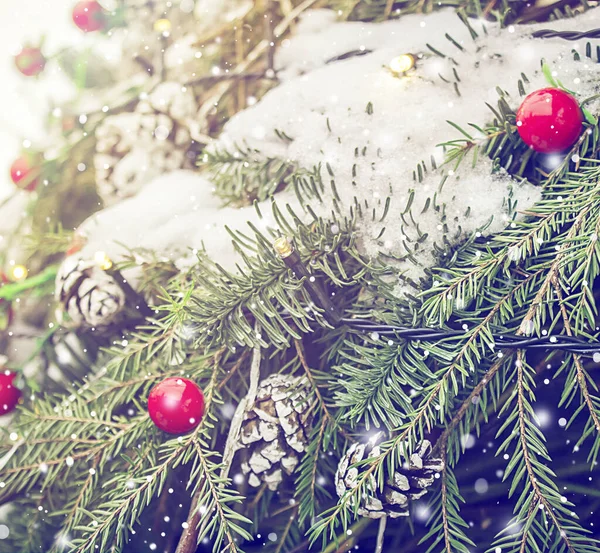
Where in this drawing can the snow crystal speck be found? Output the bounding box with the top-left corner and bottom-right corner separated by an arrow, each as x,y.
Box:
474,478 -> 489,494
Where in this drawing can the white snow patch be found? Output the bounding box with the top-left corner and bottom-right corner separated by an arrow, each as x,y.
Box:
75,170 -> 278,271
79,8 -> 600,293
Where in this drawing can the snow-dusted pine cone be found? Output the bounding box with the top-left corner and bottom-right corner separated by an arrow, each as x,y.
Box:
55,256 -> 128,330
94,82 -> 197,205
335,434 -> 443,519
239,374 -> 313,491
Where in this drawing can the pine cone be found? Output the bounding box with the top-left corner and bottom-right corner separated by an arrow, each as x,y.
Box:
55,256 -> 128,330
94,82 -> 196,205
335,433 -> 443,518
239,374 -> 313,491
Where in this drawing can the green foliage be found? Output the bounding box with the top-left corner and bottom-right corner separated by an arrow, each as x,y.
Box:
4,2 -> 600,553
328,0 -> 590,23
421,465 -> 474,553
490,354 -> 595,553
201,143 -> 320,206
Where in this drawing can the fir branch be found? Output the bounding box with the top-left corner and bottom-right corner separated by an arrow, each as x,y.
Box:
202,144 -> 315,205
68,348 -> 251,553
186,212 -> 368,350
513,351 -> 573,551
296,418 -> 330,526
420,442 -> 474,553
178,350 -> 251,553
189,439 -> 251,553
294,338 -> 339,429
553,279 -> 600,465
490,351 -> 595,553
70,435 -> 187,553
293,337 -> 345,526
50,457 -> 100,551
0,409 -> 148,501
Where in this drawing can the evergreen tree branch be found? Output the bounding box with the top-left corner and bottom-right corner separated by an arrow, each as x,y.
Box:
514,351 -> 574,553
440,447 -> 452,553
552,278 -> 600,463
189,439 -> 250,553
294,338 -> 339,429
491,351 -> 595,553
50,457 -> 100,551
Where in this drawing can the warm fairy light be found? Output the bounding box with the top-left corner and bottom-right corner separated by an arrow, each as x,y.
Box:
388,54 -> 416,75
11,265 -> 28,281
153,18 -> 172,34
94,251 -> 113,271
273,237 -> 294,258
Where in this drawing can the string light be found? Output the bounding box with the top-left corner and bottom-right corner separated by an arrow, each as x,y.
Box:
153,18 -> 172,34
272,237 -> 600,357
94,251 -> 113,271
11,265 -> 28,281
273,236 -> 294,258
388,54 -> 416,76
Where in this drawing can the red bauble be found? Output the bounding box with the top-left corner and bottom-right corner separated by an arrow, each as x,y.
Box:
516,88 -> 583,154
72,1 -> 107,32
14,47 -> 46,77
10,156 -> 41,191
0,371 -> 21,415
148,377 -> 205,434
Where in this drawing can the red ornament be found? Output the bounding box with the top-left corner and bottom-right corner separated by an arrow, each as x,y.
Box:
72,1 -> 107,32
10,156 -> 41,191
0,371 -> 21,415
516,88 -> 584,154
14,47 -> 46,77
148,377 -> 205,434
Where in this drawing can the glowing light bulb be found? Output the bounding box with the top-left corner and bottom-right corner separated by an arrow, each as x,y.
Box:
273,237 -> 293,258
153,18 -> 172,34
11,265 -> 28,281
388,54 -> 416,75
94,251 -> 113,271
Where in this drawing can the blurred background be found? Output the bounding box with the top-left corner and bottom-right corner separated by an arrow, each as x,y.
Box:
0,1 -> 77,200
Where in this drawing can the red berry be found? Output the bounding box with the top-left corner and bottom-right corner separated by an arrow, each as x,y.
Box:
10,156 -> 41,191
148,377 -> 205,434
0,371 -> 21,415
516,88 -> 584,154
72,1 -> 107,32
14,47 -> 46,77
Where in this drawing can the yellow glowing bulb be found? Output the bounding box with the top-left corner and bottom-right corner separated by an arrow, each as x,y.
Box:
273,237 -> 294,258
153,18 -> 172,33
94,251 -> 113,271
389,54 -> 416,75
11,265 -> 28,281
